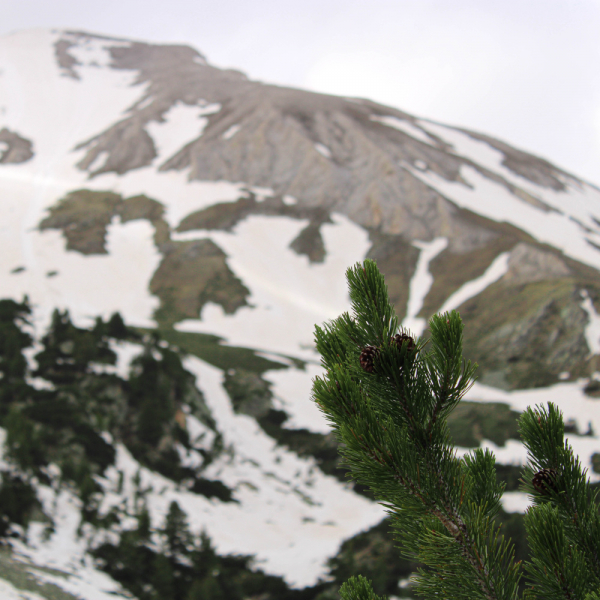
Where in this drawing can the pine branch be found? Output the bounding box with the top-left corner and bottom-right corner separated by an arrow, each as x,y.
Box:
312,259 -> 600,600
520,404 -> 600,595
312,260 -> 521,600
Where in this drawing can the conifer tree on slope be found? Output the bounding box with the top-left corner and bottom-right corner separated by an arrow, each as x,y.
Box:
311,259 -> 600,600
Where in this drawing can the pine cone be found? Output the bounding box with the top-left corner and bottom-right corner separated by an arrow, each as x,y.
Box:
532,468 -> 558,495
360,346 -> 379,373
392,333 -> 415,353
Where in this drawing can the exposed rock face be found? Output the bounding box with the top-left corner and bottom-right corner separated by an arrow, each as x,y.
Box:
60,31 -> 572,248
461,280 -> 592,389
503,243 -> 571,285
0,127 -> 34,163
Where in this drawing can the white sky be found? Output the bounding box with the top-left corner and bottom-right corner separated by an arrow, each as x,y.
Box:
2,0 -> 600,185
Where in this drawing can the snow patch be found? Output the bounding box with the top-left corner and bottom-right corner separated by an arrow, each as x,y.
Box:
314,143 -> 332,159
455,438 -> 528,474
0,578 -> 46,600
438,252 -> 510,314
11,484 -> 128,600
580,289 -> 600,356
186,414 -> 216,450
85,150 -> 109,173
175,443 -> 205,470
134,95 -> 154,111
89,340 -> 144,379
419,121 -> 509,174
147,101 -> 219,163
402,237 -> 448,336
249,186 -> 273,202
370,115 -> 435,146
264,363 -> 331,434
222,123 -> 241,140
64,35 -> 130,70
501,492 -> 531,513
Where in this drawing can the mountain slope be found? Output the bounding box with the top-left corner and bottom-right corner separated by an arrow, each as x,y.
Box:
1,28 -> 600,599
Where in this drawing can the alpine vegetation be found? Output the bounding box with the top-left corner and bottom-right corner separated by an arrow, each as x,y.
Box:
312,260 -> 600,600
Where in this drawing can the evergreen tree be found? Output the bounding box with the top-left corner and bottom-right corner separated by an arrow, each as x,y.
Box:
34,308 -> 116,383
311,260 -> 600,600
0,298 -> 34,412
106,311 -> 128,339
163,500 -> 193,558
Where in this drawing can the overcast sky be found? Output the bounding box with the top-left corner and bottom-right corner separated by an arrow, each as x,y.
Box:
2,0 -> 600,185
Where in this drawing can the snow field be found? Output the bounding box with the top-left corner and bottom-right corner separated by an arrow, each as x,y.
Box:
0,30 -> 168,332
175,213 -> 371,360
0,428 -> 132,600
401,237 -> 448,336
1,219 -> 161,332
14,487 -> 131,600
88,166 -> 249,229
409,164 -> 600,272
91,355 -> 383,589
0,343 -> 383,591
420,118 -> 600,233
0,30 -> 143,207
263,363 -> 331,434
406,120 -> 600,269
146,101 -> 221,165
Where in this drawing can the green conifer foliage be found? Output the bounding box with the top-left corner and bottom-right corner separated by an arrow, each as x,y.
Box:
0,470 -> 39,536
0,298 -> 33,411
163,501 -> 194,558
311,260 -> 600,600
106,311 -> 128,339
34,308 -> 117,384
92,509 -> 305,600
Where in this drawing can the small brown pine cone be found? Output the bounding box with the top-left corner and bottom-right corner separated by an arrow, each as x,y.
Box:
532,468 -> 559,495
360,345 -> 379,373
392,333 -> 415,353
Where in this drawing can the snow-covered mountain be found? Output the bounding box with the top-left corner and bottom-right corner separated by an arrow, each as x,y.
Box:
1,28 -> 600,600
